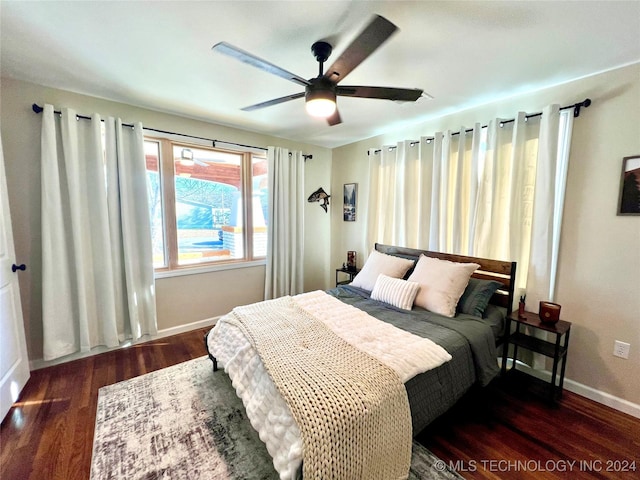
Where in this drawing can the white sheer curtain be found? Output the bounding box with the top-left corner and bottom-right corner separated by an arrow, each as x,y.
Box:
367,125 -> 483,255
366,105 -> 573,302
41,105 -> 157,361
474,111 -> 538,289
264,147 -> 304,299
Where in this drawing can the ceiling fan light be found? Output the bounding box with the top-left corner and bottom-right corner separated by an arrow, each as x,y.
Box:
305,97 -> 336,117
305,81 -> 337,118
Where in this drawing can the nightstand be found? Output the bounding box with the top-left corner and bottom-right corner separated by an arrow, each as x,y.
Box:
501,310 -> 571,402
335,267 -> 359,287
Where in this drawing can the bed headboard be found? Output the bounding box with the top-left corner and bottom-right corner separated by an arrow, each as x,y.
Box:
374,243 -> 517,315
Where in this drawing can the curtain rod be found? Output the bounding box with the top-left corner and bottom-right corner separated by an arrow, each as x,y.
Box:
31,103 -> 313,161
368,98 -> 591,155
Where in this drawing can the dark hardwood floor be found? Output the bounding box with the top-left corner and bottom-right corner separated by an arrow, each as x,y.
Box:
417,371 -> 639,480
2,327 -> 638,480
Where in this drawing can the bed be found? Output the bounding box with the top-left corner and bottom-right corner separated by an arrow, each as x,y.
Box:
205,243 -> 516,480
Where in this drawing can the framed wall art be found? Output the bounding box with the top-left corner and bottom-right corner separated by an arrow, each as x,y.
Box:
618,155 -> 640,215
343,183 -> 357,221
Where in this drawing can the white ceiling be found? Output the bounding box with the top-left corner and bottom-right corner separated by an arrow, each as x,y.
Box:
1,1 -> 639,148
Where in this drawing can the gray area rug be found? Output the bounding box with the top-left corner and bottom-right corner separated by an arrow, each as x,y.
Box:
91,356 -> 463,480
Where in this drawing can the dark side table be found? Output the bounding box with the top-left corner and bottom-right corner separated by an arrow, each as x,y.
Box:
501,310 -> 571,402
335,267 -> 359,287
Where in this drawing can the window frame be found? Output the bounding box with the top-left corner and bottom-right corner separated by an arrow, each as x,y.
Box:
145,136 -> 267,276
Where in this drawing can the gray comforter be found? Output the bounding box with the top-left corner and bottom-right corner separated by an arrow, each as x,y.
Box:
327,285 -> 501,434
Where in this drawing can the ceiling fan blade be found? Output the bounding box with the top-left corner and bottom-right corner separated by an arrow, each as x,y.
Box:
336,86 -> 423,102
327,108 -> 342,126
323,15 -> 398,84
212,42 -> 310,87
241,92 -> 305,111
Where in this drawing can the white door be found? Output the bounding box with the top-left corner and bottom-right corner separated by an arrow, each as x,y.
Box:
0,134 -> 30,421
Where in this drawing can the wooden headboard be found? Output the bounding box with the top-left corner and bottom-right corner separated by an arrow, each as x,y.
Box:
374,243 -> 517,316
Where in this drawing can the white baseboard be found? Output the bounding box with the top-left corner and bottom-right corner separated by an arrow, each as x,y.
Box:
29,317 -> 219,371
563,378 -> 640,418
156,317 -> 218,339
505,360 -> 640,419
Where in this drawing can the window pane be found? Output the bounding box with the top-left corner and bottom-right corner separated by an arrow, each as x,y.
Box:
174,146 -> 243,265
144,140 -> 165,268
252,155 -> 268,258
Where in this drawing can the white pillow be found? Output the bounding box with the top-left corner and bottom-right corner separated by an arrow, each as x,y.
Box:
371,274 -> 420,310
407,255 -> 480,317
350,250 -> 415,292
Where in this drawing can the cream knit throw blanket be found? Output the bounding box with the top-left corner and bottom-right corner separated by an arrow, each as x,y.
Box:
227,296 -> 412,480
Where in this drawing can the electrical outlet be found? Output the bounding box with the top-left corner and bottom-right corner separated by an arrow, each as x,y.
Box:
613,341 -> 630,359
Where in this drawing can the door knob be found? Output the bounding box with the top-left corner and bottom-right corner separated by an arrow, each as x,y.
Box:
12,264 -> 26,272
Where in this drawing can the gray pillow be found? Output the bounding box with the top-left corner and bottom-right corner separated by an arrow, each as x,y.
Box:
457,278 -> 503,317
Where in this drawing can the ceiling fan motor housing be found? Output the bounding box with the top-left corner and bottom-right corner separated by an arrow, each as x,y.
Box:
305,77 -> 336,103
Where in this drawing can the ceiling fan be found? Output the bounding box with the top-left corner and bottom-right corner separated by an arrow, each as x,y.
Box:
211,15 -> 424,126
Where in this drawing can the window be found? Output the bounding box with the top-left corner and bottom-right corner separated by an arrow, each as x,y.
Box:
144,138 -> 268,272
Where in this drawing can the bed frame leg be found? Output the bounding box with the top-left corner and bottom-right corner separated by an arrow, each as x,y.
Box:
203,332 -> 218,372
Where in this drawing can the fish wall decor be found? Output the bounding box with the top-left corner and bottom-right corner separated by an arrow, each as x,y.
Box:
307,187 -> 330,212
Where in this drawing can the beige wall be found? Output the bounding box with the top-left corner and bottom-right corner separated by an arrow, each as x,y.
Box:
331,63 -> 640,406
0,77 -> 332,361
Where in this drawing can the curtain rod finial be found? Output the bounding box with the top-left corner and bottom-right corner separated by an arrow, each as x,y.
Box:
32,103 -> 43,114
574,98 -> 592,117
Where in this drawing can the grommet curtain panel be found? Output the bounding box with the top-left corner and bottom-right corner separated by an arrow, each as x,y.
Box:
41,105 -> 157,361
264,147 -> 304,300
367,105 -> 574,308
